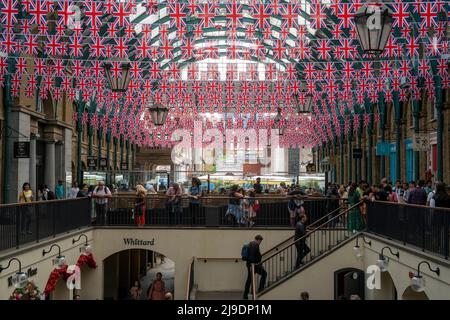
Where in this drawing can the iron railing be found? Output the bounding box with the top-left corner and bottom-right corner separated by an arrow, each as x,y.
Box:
0,198 -> 92,251
260,201 -> 348,257
251,201 -> 363,299
95,196 -> 342,228
367,201 -> 450,259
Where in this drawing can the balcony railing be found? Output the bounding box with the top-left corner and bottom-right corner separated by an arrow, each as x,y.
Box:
0,198 -> 92,252
367,201 -> 450,259
94,195 -> 341,227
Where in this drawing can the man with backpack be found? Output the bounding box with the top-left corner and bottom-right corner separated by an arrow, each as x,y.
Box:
242,235 -> 267,300
92,181 -> 112,223
295,214 -> 310,268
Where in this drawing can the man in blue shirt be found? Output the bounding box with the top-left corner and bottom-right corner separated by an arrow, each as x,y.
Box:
188,177 -> 203,225
55,180 -> 65,199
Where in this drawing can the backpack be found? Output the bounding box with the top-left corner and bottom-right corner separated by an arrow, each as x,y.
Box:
241,243 -> 250,261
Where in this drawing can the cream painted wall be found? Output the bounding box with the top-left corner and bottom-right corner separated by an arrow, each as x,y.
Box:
3,230 -> 449,301
259,239 -> 364,300
0,229 -> 95,300
195,258 -> 246,292
259,234 -> 450,300
88,228 -> 292,300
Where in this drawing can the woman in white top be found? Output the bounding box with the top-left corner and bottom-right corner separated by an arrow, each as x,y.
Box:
68,181 -> 79,199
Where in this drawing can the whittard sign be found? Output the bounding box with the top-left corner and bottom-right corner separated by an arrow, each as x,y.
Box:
123,238 -> 155,246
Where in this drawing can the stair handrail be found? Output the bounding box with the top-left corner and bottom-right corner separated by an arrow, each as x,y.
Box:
186,256 -> 195,300
251,200 -> 363,300
261,199 -> 348,257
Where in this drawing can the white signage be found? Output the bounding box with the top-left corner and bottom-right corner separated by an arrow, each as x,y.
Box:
412,134 -> 429,151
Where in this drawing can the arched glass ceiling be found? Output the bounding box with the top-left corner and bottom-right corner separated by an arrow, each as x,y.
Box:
126,0 -> 321,70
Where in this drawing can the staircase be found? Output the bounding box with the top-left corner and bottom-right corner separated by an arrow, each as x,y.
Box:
251,201 -> 363,299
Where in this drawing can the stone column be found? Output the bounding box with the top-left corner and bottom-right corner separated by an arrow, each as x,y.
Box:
9,111 -> 31,202
29,135 -> 37,194
45,141 -> 56,192
64,128 -> 73,183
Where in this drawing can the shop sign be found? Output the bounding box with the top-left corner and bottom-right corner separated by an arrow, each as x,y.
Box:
412,134 -> 429,151
14,141 -> 30,158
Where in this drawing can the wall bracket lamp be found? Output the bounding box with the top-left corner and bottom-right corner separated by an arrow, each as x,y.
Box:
43,244 -> 66,267
353,234 -> 372,258
0,258 -> 28,288
72,234 -> 92,254
376,246 -> 400,272
410,261 -> 440,292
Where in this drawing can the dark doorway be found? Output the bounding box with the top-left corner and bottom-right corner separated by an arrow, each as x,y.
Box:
334,268 -> 365,300
103,249 -> 174,300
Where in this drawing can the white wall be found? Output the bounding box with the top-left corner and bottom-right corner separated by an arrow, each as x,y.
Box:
2,230 -> 450,301
0,229 -> 95,300
259,234 -> 450,300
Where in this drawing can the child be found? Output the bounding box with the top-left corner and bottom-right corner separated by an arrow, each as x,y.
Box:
243,190 -> 259,227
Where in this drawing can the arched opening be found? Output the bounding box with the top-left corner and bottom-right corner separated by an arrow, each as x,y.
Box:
334,268 -> 365,300
103,249 -> 174,300
401,286 -> 430,300
372,271 -> 397,300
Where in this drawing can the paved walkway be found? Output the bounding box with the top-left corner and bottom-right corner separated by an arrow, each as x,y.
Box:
139,258 -> 175,299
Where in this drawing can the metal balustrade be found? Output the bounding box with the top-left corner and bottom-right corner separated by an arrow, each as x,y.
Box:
367,201 -> 450,259
0,198 -> 92,251
251,202 -> 362,299
95,196 -> 341,227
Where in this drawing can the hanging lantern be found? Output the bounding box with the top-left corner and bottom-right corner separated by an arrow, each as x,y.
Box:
354,2 -> 393,55
148,102 -> 169,126
297,93 -> 313,114
103,58 -> 131,92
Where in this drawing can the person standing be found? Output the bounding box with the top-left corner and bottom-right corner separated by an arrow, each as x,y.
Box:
424,180 -> 433,195
67,181 -> 79,199
147,272 -> 166,300
166,183 -> 183,224
300,291 -> 310,300
243,235 -> 267,300
295,214 -> 311,268
188,177 -> 203,225
225,185 -> 245,225
347,183 -> 364,232
76,184 -> 89,198
278,182 -> 287,195
408,180 -> 428,205
431,183 -> 450,208
92,181 -> 112,222
18,182 -> 34,234
134,185 -> 147,227
55,180 -> 65,199
253,177 -> 263,195
403,181 -> 415,203
129,281 -> 142,300
288,186 -> 306,227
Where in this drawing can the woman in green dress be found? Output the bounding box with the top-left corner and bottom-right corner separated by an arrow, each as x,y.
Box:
347,183 -> 365,233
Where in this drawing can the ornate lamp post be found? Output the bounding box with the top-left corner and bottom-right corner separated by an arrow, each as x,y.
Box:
148,102 -> 169,126
103,58 -> 132,92
297,93 -> 313,114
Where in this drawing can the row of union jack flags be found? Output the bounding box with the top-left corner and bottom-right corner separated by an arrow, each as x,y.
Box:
0,0 -> 449,148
